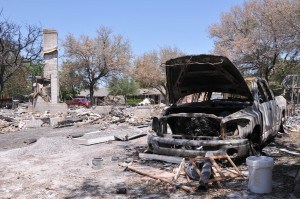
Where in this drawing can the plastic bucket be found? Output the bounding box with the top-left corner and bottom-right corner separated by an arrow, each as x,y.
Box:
246,156 -> 274,193
92,157 -> 103,169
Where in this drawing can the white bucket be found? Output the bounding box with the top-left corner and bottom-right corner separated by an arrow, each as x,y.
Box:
246,156 -> 274,194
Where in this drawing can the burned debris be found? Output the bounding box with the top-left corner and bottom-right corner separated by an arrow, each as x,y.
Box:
122,153 -> 246,193
186,116 -> 220,137
0,104 -> 161,133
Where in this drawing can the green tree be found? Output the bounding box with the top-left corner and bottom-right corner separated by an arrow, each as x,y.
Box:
108,77 -> 139,104
271,59 -> 300,85
59,61 -> 85,101
3,61 -> 44,99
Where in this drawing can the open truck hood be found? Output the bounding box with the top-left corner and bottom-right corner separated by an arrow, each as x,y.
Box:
166,54 -> 253,103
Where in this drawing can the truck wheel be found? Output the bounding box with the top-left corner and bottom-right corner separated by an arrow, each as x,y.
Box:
249,140 -> 261,156
249,129 -> 262,156
279,112 -> 285,133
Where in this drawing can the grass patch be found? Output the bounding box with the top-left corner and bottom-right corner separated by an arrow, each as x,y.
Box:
126,98 -> 142,105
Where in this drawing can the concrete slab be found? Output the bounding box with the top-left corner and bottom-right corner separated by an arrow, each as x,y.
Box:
73,136 -> 115,146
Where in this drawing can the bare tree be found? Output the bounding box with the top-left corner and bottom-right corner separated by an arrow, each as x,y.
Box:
0,12 -> 42,94
63,27 -> 131,104
209,0 -> 300,81
133,47 -> 184,103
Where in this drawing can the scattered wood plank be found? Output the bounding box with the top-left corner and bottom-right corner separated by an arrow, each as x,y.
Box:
225,154 -> 241,175
73,135 -> 115,146
120,163 -> 194,193
194,154 -> 233,161
189,159 -> 203,180
174,158 -> 185,181
139,153 -> 184,164
189,154 -> 243,185
114,133 -> 147,141
127,133 -> 147,141
24,138 -> 37,145
55,118 -> 83,128
211,165 -> 222,188
136,125 -> 149,128
67,133 -> 84,138
208,157 -> 226,178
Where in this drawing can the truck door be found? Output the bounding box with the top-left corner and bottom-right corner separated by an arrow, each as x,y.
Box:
257,81 -> 274,140
260,80 -> 279,136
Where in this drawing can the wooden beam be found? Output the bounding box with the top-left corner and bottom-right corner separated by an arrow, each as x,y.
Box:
226,154 -> 241,175
174,158 -> 185,181
189,159 -> 203,180
123,164 -> 194,192
128,133 -> 147,141
194,154 -> 233,161
208,157 -> 226,178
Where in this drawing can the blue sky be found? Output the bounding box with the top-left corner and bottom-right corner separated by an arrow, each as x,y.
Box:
1,0 -> 244,56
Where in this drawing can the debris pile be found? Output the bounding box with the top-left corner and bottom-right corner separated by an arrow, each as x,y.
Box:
121,153 -> 245,193
0,115 -> 18,132
285,106 -> 300,132
0,104 -> 166,132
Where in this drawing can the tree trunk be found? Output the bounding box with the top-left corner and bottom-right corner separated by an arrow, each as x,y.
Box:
158,83 -> 169,105
264,68 -> 270,82
0,79 -> 4,95
89,84 -> 95,106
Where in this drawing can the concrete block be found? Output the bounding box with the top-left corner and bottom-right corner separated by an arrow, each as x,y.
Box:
24,119 -> 44,128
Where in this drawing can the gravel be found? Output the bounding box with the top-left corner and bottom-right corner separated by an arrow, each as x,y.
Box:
1,137 -> 81,158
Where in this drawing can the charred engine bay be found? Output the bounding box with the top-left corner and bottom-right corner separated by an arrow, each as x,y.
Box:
168,116 -> 220,136
164,100 -> 250,137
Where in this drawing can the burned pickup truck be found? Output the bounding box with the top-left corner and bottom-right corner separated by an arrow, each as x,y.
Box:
148,54 -> 286,158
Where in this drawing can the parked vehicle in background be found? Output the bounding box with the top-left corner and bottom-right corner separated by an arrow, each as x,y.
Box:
65,98 -> 91,108
148,54 -> 286,158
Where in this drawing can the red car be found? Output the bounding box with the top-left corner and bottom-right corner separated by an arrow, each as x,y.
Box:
66,98 -> 91,108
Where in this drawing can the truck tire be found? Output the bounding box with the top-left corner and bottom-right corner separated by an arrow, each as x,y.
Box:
249,127 -> 262,156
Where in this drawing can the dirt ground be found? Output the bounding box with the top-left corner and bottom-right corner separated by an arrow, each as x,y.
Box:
0,115 -> 299,198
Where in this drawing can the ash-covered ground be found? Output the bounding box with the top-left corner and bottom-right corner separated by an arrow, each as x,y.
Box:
0,105 -> 299,198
